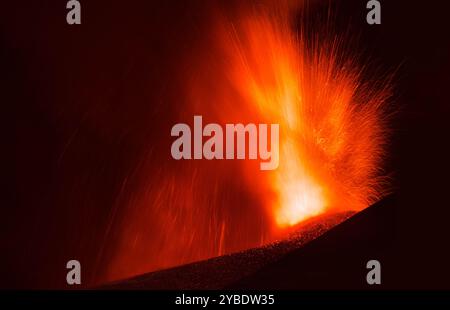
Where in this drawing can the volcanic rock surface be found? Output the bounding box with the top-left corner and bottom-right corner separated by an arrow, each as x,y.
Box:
101,195 -> 394,289
101,211 -> 356,289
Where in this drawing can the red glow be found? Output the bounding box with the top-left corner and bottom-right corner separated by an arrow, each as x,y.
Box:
103,1 -> 391,283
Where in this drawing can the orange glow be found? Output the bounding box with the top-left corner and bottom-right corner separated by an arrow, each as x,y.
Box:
222,3 -> 390,228
102,1 -> 391,283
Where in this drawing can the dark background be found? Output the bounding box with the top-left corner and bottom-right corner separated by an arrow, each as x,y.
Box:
2,0 -> 450,289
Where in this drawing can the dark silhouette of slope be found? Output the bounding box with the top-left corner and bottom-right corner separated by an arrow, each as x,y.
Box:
101,195 -> 395,290
100,211 -> 355,289
230,195 -> 396,289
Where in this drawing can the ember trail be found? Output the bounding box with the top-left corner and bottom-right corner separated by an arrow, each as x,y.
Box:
104,1 -> 392,283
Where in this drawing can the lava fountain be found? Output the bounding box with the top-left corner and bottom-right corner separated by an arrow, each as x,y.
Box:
102,0 -> 392,283
223,4 -> 392,228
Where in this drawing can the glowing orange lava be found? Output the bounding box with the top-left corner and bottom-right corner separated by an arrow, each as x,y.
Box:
222,3 -> 391,228
102,1 -> 391,283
